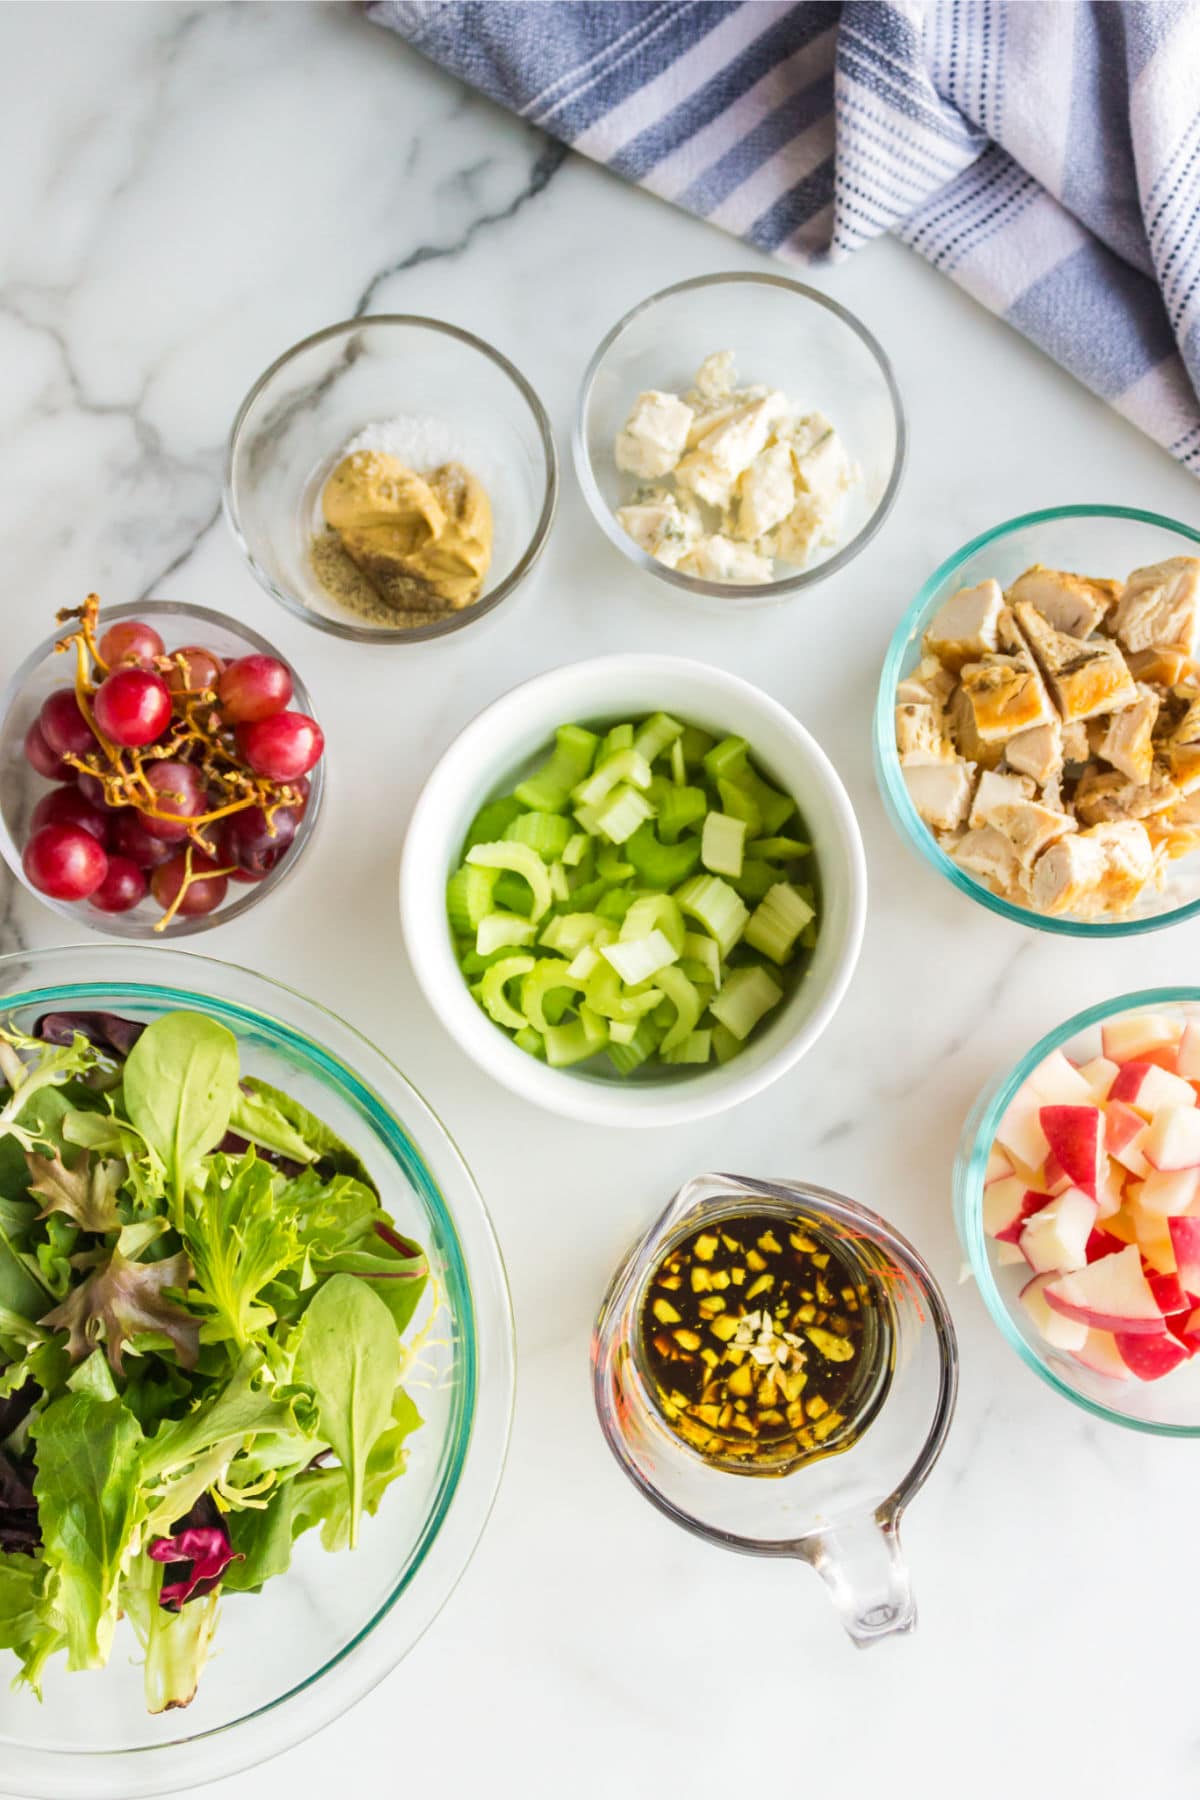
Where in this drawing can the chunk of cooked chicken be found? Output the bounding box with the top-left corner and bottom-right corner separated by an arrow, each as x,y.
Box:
895,702 -> 954,764
1126,645 -> 1196,687
1060,719 -> 1090,764
1074,762 -> 1179,825
1004,719 -> 1062,786
1006,565 -> 1118,637
897,656 -> 956,709
969,768 -> 1036,829
1088,821 -> 1157,911
1096,687 -> 1159,784
903,759 -> 976,832
1028,833 -> 1110,915
987,797 -> 1076,868
959,641 -> 1056,743
948,683 -> 1004,769
1014,600 -> 1138,722
1113,557 -> 1200,655
1166,741 -> 1200,794
951,826 -> 1022,894
923,579 -> 1004,673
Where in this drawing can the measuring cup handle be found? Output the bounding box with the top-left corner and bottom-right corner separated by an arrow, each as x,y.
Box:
802,1514 -> 916,1648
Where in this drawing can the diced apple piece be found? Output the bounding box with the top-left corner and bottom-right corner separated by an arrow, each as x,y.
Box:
1146,1269 -> 1192,1315
1176,1021 -> 1200,1081
1167,1306 -> 1200,1353
1101,1012 -> 1182,1065
1095,1156 -> 1125,1219
996,1086 -> 1050,1172
985,1145 -> 1013,1184
1105,1100 -> 1151,1176
995,1240 -> 1026,1266
1044,1244 -> 1164,1334
1029,1049 -> 1096,1105
1041,1152 -> 1072,1196
1136,1167 -> 1200,1217
1086,1226 -> 1127,1263
1109,1061 -> 1195,1115
983,1178 -> 1048,1243
1167,1216 -> 1200,1295
1019,1188 -> 1097,1273
1019,1273 -> 1088,1351
1073,1330 -> 1130,1379
1114,1328 -> 1191,1381
1077,1056 -> 1120,1104
1039,1105 -> 1103,1197
1143,1107 -> 1200,1172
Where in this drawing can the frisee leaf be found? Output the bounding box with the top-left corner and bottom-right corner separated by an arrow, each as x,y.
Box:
183,1151 -> 299,1348
40,1248 -> 199,1375
123,1014 -> 239,1212
294,1274 -> 401,1549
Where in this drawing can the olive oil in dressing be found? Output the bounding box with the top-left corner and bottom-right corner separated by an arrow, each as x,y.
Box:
637,1210 -> 895,1474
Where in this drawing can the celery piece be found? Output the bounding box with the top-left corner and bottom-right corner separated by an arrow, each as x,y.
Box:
572,748 -> 653,810
682,930 -> 721,990
669,736 -> 687,788
621,894 -> 686,954
503,811 -> 573,862
662,1029 -> 712,1066
562,832 -> 591,867
701,812 -> 747,879
572,801 -> 606,838
674,874 -> 749,957
539,912 -> 609,955
514,1025 -> 545,1059
521,961 -> 587,1033
709,965 -> 783,1041
608,1018 -> 639,1046
656,785 -> 707,844
600,930 -> 680,987
566,944 -> 602,981
606,1017 -> 666,1075
549,861 -> 571,903
733,859 -> 777,902
464,795 -> 524,851
751,836 -> 813,861
467,841 -> 553,920
654,965 -> 702,1054
479,956 -> 535,1031
680,724 -> 715,768
515,724 -> 600,813
712,1022 -> 743,1065
625,821 -> 701,886
447,865 -> 499,936
595,887 -> 638,923
734,767 -> 795,836
595,784 -> 655,845
631,711 -> 684,767
703,735 -> 749,782
563,877 -> 607,913
597,843 -> 636,882
744,882 -> 816,964
800,919 -> 818,950
584,961 -> 664,1022
717,777 -> 762,837
460,943 -> 534,975
544,1012 -> 607,1068
600,722 -> 635,761
477,911 -> 538,956
492,871 -> 534,916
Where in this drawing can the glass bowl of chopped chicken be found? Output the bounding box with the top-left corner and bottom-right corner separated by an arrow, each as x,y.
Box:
875,506 -> 1200,934
224,317 -> 558,643
574,273 -> 905,603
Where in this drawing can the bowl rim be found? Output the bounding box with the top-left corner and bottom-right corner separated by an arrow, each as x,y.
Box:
955,984 -> 1200,1435
874,503 -> 1200,938
399,652 -> 868,1126
222,313 -> 560,645
0,599 -> 325,940
572,270 -> 907,601
0,943 -> 516,1795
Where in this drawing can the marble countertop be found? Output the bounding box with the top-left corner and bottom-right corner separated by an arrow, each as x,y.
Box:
4,6 -> 1200,1797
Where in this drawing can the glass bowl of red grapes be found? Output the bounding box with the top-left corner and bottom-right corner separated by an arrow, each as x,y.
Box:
0,596 -> 325,936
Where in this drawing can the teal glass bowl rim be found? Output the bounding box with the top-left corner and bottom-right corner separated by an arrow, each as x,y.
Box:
874,503 -> 1200,938
0,948 -> 506,1771
954,984 -> 1200,1435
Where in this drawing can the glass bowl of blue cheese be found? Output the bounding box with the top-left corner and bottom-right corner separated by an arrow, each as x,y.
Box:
574,274 -> 906,604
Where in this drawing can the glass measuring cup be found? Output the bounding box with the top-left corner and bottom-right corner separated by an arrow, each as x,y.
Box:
592,1174 -> 958,1647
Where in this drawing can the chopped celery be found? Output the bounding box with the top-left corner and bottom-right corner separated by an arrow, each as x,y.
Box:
597,843 -> 636,882
606,1017 -> 666,1075
562,832 -> 591,867
521,961 -> 587,1032
744,882 -> 815,964
515,724 -> 600,812
476,911 -> 538,955
548,861 -> 571,903
466,841 -> 553,919
492,871 -> 534,916
733,859 -> 777,902
573,748 -> 653,810
564,877 -> 608,913
682,930 -> 721,989
800,918 -> 818,949
626,821 -> 701,885
503,810 -> 573,862
621,893 -> 685,954
608,1018 -> 639,1046
464,795 -> 524,851
447,865 -> 498,935
566,943 -> 603,980
595,784 -> 654,844
662,1029 -> 712,1065
544,1008 -> 608,1068
674,874 -> 749,956
717,777 -> 762,837
631,711 -> 684,766
654,965 -> 702,1054
461,944 -> 529,975
712,1022 -> 742,1065
656,785 -> 707,844
600,722 -> 634,761
710,966 -> 783,1040
750,836 -> 813,860
730,767 -> 795,836
669,737 -> 687,788
595,887 -> 638,923
701,811 -> 747,878
479,956 -> 535,1031
600,930 -> 680,986
584,961 -> 665,1022
514,1025 -> 545,1059
703,736 -> 749,782
539,912 -> 609,955
680,724 -> 715,768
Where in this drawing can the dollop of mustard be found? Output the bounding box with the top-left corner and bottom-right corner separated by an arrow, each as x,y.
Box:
318,450 -> 493,616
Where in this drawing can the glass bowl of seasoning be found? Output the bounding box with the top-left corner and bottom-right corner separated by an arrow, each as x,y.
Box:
593,1173 -> 958,1645
224,316 -> 559,644
0,598 -> 325,938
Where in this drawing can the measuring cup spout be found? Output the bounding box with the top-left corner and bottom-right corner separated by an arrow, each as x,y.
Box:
801,1512 -> 916,1648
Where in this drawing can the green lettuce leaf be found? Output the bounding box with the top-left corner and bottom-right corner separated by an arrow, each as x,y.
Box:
294,1274 -> 401,1549
0,1550 -> 65,1695
123,1015 -> 239,1211
237,1077 -> 376,1189
122,1552 -> 221,1715
183,1151 -> 299,1349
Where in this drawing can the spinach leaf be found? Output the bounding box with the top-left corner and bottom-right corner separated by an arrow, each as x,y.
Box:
123,1014 -> 239,1207
183,1151 -> 299,1348
313,1225 -> 428,1336
237,1077 -> 377,1189
294,1274 -> 400,1548
30,1392 -> 145,1670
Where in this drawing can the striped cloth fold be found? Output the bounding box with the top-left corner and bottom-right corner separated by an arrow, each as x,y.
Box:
370,0 -> 1200,477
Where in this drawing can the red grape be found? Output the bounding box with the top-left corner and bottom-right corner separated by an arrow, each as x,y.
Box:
217,655 -> 293,724
110,809 -> 175,869
98,619 -> 165,668
237,713 -> 323,782
93,668 -> 172,748
135,762 -> 207,841
30,788 -> 110,845
75,770 -> 107,808
22,824 -> 108,901
220,803 -> 298,876
165,645 -> 223,694
88,855 -> 147,914
151,852 -> 228,917
24,719 -> 71,781
39,689 -> 95,759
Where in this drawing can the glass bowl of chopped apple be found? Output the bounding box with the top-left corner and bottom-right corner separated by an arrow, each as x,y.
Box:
875,506 -> 1200,934
574,273 -> 905,603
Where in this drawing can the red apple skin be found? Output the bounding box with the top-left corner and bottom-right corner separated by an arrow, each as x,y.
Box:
996,1191 -> 1054,1245
1044,1246 -> 1164,1334
1110,1063 -> 1154,1106
1114,1329 -> 1191,1381
1105,1099 -> 1149,1155
1147,1270 -> 1191,1315
1167,1216 -> 1200,1295
1086,1227 -> 1127,1263
1040,1105 -> 1102,1196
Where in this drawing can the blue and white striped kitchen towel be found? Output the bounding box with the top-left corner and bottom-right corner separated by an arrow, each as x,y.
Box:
370,0 -> 1200,477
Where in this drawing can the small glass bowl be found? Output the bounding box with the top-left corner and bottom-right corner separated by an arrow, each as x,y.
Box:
954,988 -> 1200,1434
224,316 -> 558,643
573,272 -> 905,605
0,600 -> 325,939
875,504 -> 1200,936
0,943 -> 514,1799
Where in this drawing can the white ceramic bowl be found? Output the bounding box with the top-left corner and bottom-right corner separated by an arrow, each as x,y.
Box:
400,655 -> 866,1126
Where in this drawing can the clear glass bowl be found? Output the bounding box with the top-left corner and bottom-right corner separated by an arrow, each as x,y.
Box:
0,601 -> 325,940
954,988 -> 1200,1433
573,273 -> 905,605
875,504 -> 1200,936
0,944 -> 514,1799
224,316 -> 558,643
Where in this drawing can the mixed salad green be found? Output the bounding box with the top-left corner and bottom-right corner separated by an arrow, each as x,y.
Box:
0,1009 -> 427,1712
